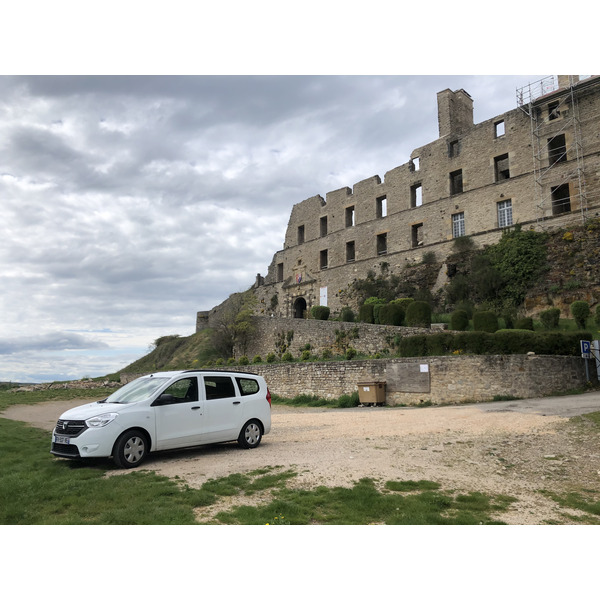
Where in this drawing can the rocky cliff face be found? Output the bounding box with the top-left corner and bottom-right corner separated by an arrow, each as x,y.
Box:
524,218 -> 600,317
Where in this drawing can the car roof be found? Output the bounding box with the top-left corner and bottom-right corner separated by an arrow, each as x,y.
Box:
144,369 -> 262,378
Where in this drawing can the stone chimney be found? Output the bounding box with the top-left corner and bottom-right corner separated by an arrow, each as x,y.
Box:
558,75 -> 580,89
437,88 -> 474,138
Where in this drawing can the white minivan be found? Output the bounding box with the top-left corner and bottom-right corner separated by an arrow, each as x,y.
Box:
50,370 -> 272,468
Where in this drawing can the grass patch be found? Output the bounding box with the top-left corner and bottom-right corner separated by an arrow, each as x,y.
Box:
210,477 -> 516,525
539,489 -> 600,524
0,418 -> 213,524
271,391 -> 360,408
0,387 -> 109,412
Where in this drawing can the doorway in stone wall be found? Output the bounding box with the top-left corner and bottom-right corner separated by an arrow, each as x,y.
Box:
293,297 -> 307,319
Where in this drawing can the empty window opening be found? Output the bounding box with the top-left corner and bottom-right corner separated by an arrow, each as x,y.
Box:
345,206 -> 355,227
551,184 -> 571,215
548,101 -> 561,121
277,262 -> 284,282
449,140 -> 460,158
497,199 -> 513,228
412,157 -> 420,171
411,223 -> 423,248
452,212 -> 465,238
297,225 -> 305,245
346,241 -> 355,263
450,169 -> 463,195
548,134 -> 567,165
376,196 -> 387,218
495,120 -> 505,137
320,216 -> 328,237
377,233 -> 388,255
320,249 -> 328,269
494,154 -> 510,181
410,183 -> 423,208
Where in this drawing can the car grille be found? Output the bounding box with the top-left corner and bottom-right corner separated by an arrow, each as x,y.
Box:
55,419 -> 88,437
51,443 -> 81,458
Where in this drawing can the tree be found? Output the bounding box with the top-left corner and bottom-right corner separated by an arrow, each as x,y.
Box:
570,301 -> 590,330
211,290 -> 258,358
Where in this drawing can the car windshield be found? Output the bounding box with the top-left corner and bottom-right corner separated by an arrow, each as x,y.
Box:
105,377 -> 170,404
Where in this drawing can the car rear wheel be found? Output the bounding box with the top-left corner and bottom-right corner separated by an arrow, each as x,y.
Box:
113,429 -> 148,468
238,420 -> 262,449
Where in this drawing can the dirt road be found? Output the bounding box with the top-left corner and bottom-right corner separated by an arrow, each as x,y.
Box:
4,393 -> 600,524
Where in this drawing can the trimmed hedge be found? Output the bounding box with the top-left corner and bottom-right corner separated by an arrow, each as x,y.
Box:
514,317 -> 534,331
311,306 -> 330,320
405,301 -> 432,328
539,307 -> 561,330
358,304 -> 374,324
450,309 -> 469,331
473,311 -> 499,333
396,330 -> 591,357
378,303 -> 405,326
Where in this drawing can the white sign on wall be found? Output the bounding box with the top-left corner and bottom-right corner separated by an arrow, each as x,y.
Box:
320,286 -> 328,307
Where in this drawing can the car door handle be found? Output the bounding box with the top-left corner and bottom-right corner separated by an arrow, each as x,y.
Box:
191,406 -> 201,410
233,401 -> 241,405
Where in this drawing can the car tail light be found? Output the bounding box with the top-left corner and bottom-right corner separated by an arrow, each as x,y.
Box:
266,388 -> 272,407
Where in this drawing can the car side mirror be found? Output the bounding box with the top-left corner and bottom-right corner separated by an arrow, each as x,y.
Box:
153,393 -> 175,406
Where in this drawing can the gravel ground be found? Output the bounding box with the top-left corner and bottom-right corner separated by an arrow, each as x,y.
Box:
4,395 -> 600,525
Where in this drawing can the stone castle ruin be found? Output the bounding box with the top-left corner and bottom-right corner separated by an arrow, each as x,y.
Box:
199,75 -> 600,331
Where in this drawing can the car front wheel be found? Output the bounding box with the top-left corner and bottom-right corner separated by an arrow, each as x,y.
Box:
238,420 -> 262,449
113,429 -> 148,468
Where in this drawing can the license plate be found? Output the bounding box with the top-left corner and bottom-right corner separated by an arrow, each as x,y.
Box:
54,435 -> 70,445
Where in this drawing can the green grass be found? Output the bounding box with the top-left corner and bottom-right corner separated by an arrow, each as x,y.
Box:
271,391 -> 360,408
210,477 -> 516,525
0,387 -> 109,412
0,418 -> 213,524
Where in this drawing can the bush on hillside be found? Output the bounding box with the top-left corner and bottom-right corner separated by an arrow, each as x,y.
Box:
473,311 -> 499,333
405,301 -> 432,328
450,309 -> 469,331
358,304 -> 375,324
539,307 -> 561,330
570,301 -> 590,329
340,307 -> 355,322
378,303 -> 404,326
311,306 -> 330,321
514,317 -> 534,331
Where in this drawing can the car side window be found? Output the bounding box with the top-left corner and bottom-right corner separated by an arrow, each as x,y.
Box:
163,377 -> 198,403
204,376 -> 236,400
236,377 -> 260,396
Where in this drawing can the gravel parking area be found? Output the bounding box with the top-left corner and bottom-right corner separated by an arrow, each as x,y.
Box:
4,393 -> 600,524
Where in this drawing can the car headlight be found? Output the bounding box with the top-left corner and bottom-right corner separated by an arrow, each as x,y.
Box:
86,413 -> 119,428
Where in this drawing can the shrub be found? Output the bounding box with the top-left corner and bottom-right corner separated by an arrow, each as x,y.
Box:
539,307 -> 561,330
227,357 -> 236,365
378,303 -> 404,326
215,358 -> 224,366
311,306 -> 330,320
450,309 -> 469,331
345,347 -> 357,360
300,350 -> 311,361
340,307 -> 355,322
405,301 -> 432,328
358,304 -> 375,324
397,335 -> 428,357
282,352 -> 294,362
422,251 -> 437,264
391,298 -> 414,313
570,301 -> 590,329
514,317 -> 534,331
337,392 -> 360,408
473,311 -> 499,333
322,348 -> 332,359
501,307 -> 516,329
238,355 -> 249,365
252,355 -> 262,364
266,352 -> 276,363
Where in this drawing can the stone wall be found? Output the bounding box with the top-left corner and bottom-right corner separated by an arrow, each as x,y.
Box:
236,316 -> 434,360
231,354 -> 595,406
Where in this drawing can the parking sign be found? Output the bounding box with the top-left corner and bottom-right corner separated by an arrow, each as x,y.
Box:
580,340 -> 592,358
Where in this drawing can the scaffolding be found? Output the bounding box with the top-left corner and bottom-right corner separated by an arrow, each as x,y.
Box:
517,76 -> 589,225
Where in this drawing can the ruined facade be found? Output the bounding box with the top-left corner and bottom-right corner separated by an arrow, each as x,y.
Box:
202,76 -> 600,326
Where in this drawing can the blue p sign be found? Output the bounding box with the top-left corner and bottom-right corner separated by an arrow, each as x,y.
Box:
581,340 -> 591,358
